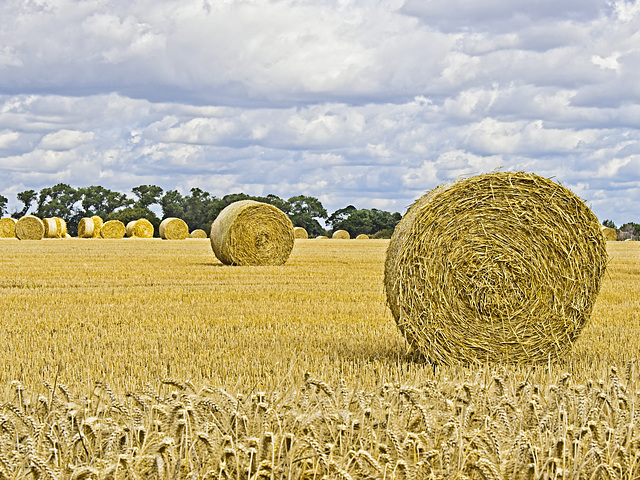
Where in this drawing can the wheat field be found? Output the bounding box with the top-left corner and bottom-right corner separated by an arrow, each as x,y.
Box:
0,238 -> 639,479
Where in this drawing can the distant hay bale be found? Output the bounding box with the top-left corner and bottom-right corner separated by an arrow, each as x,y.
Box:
78,217 -> 95,238
100,220 -> 126,239
42,218 -> 58,238
210,200 -> 294,266
316,236 -> 328,239
16,215 -> 44,240
384,171 -> 608,365
0,217 -> 17,238
56,217 -> 67,237
91,216 -> 103,238
356,234 -> 369,240
332,230 -> 350,239
190,229 -> 208,238
600,226 -> 617,241
159,218 -> 189,240
126,219 -> 154,238
294,226 -> 308,239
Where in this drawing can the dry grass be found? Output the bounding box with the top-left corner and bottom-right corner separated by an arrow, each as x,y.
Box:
0,240 -> 639,478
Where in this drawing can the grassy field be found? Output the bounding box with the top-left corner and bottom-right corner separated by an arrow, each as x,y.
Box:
0,238 -> 639,479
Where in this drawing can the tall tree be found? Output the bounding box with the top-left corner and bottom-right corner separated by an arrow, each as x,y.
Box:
132,185 -> 164,209
161,190 -> 187,219
12,189 -> 37,218
602,219 -> 616,229
78,186 -> 132,218
286,195 -> 328,236
0,194 -> 7,216
326,205 -> 357,231
36,184 -> 82,234
330,208 -> 401,237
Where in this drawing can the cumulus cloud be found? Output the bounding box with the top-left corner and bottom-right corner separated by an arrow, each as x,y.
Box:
0,0 -> 639,225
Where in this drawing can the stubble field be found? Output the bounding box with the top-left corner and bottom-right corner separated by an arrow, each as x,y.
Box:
0,238 -> 639,479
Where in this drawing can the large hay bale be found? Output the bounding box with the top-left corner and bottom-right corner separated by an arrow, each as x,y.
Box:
42,218 -> 58,238
91,216 -> 104,238
100,220 -> 126,239
384,171 -> 607,365
78,217 -> 95,238
294,226 -> 308,239
601,226 -> 617,241
16,215 -> 44,240
0,217 -> 17,238
210,200 -> 294,266
356,234 -> 369,240
332,230 -> 350,239
190,229 -> 208,238
126,219 -> 154,238
159,218 -> 189,240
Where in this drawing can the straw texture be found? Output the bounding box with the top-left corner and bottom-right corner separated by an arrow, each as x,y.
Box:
91,216 -> 104,238
16,215 -> 44,240
210,200 -> 294,266
190,229 -> 208,238
159,218 -> 189,240
601,226 -> 617,241
0,217 -> 16,238
126,219 -> 154,238
100,220 -> 126,239
384,171 -> 608,365
78,218 -> 95,238
43,218 -> 58,238
332,230 -> 350,239
294,226 -> 309,239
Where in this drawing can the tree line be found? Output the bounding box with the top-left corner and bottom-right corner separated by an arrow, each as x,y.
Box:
0,184 -> 402,238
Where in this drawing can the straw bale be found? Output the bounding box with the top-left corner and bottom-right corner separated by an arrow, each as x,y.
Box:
100,220 -> 126,239
126,218 -> 154,238
159,217 -> 189,240
91,216 -> 103,238
210,200 -> 294,266
78,217 -> 95,238
42,218 -> 58,238
356,234 -> 369,239
601,226 -> 617,241
190,229 -> 208,238
316,236 -> 328,239
55,217 -> 67,237
332,230 -> 350,239
294,226 -> 308,239
16,215 -> 44,240
384,171 -> 607,365
0,217 -> 17,238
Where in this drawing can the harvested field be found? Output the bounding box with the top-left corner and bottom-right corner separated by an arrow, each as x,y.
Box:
0,240 -> 638,478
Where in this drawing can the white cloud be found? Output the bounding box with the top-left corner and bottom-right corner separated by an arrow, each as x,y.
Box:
39,130 -> 96,151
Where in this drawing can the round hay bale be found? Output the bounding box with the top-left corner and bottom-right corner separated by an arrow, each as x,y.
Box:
316,235 -> 329,239
294,226 -> 309,239
126,218 -> 154,238
356,234 -> 369,240
210,200 -> 294,266
332,229 -> 350,239
78,217 -> 95,238
16,215 -> 44,240
190,229 -> 208,238
100,220 -> 126,239
55,217 -> 67,237
159,217 -> 189,240
91,216 -> 104,238
0,217 -> 17,238
600,226 -> 617,241
42,218 -> 58,238
384,171 -> 608,365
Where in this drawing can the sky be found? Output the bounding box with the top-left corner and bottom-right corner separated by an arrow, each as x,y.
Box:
1,0 -> 639,225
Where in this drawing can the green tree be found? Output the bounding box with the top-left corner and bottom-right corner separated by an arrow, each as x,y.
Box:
78,186 -> 132,218
36,184 -> 82,234
161,190 -> 187,219
286,195 -> 327,237
602,219 -> 616,229
106,207 -> 161,237
326,205 -> 357,231
0,194 -> 7,216
330,208 -> 401,237
132,185 -> 164,209
12,189 -> 37,218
